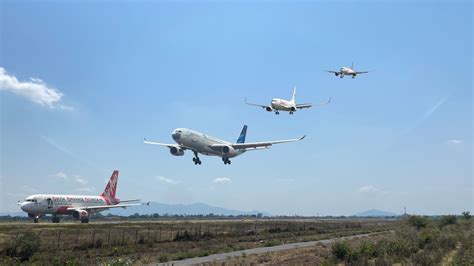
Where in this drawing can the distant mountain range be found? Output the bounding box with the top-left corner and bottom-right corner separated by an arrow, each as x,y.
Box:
105,202 -> 271,217
0,206 -> 399,218
353,209 -> 398,217
0,211 -> 27,217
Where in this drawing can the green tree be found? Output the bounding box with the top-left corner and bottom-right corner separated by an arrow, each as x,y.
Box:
462,211 -> 471,220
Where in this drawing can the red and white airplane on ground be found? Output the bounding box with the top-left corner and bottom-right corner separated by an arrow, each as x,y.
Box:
19,170 -> 145,223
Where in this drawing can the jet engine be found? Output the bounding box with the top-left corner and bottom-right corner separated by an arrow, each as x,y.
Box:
73,210 -> 89,221
221,146 -> 237,157
73,210 -> 90,223
266,106 -> 273,112
170,147 -> 185,156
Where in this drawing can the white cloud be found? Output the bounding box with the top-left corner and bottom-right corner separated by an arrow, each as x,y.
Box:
73,175 -> 88,185
50,172 -> 68,180
447,139 -> 463,145
156,176 -> 180,184
213,177 -> 232,184
0,67 -> 72,110
49,172 -> 89,186
358,185 -> 384,194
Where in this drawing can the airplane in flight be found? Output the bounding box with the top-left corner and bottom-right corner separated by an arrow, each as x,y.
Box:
144,125 -> 305,165
325,63 -> 371,78
245,87 -> 330,115
18,170 -> 145,223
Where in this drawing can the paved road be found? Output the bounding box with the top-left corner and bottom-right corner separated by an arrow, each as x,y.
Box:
158,232 -> 383,265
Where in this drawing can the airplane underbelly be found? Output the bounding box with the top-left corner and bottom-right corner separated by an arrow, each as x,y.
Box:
272,104 -> 291,111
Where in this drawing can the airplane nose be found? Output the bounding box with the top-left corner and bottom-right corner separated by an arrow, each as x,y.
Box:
20,202 -> 28,212
172,132 -> 181,140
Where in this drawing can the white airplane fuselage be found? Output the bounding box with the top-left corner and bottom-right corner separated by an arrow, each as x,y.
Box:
340,67 -> 355,75
171,128 -> 245,158
20,194 -> 110,216
271,98 -> 296,112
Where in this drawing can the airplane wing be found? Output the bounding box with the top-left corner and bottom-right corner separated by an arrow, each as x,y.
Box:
355,71 -> 369,74
245,98 -> 270,109
297,98 -> 331,109
67,202 -> 146,212
295,103 -> 312,109
143,138 -> 182,149
325,70 -> 339,74
211,135 -> 305,150
119,199 -> 141,203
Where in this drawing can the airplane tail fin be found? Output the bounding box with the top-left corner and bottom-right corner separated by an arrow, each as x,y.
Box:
236,125 -> 247,144
351,62 -> 354,70
101,170 -> 118,201
291,86 -> 296,103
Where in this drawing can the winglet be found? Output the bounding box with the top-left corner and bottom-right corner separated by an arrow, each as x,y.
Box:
327,98 -> 331,104
144,138 -> 147,142
300,135 -> 306,140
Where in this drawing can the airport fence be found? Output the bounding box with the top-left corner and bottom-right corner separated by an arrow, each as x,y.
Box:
3,219 -> 394,251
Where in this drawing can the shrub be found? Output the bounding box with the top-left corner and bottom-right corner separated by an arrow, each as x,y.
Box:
332,242 -> 351,260
358,241 -> 378,258
14,231 -> 41,261
407,215 -> 429,230
438,215 -> 457,228
384,239 -> 416,259
95,239 -> 103,248
174,230 -> 193,241
263,239 -> 281,247
418,228 -> 439,248
410,249 -> 436,266
158,254 -> 169,262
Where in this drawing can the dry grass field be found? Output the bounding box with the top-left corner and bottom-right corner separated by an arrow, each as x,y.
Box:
216,216 -> 473,265
0,218 -> 396,265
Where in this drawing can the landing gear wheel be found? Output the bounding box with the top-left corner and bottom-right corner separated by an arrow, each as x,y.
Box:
222,158 -> 231,165
193,152 -> 202,165
33,217 -> 39,223
275,111 -> 280,115
81,218 -> 89,224
52,217 -> 60,223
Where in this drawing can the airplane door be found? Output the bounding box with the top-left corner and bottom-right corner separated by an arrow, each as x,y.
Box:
47,198 -> 53,209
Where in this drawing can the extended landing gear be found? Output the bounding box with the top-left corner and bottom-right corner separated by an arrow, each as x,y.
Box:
340,75 -> 344,79
81,218 -> 89,224
52,216 -> 60,223
289,111 -> 294,115
352,74 -> 356,79
222,157 -> 231,165
192,151 -> 202,165
275,111 -> 280,115
33,216 -> 39,223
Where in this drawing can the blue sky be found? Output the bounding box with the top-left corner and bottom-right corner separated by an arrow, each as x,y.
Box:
1,0 -> 472,215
